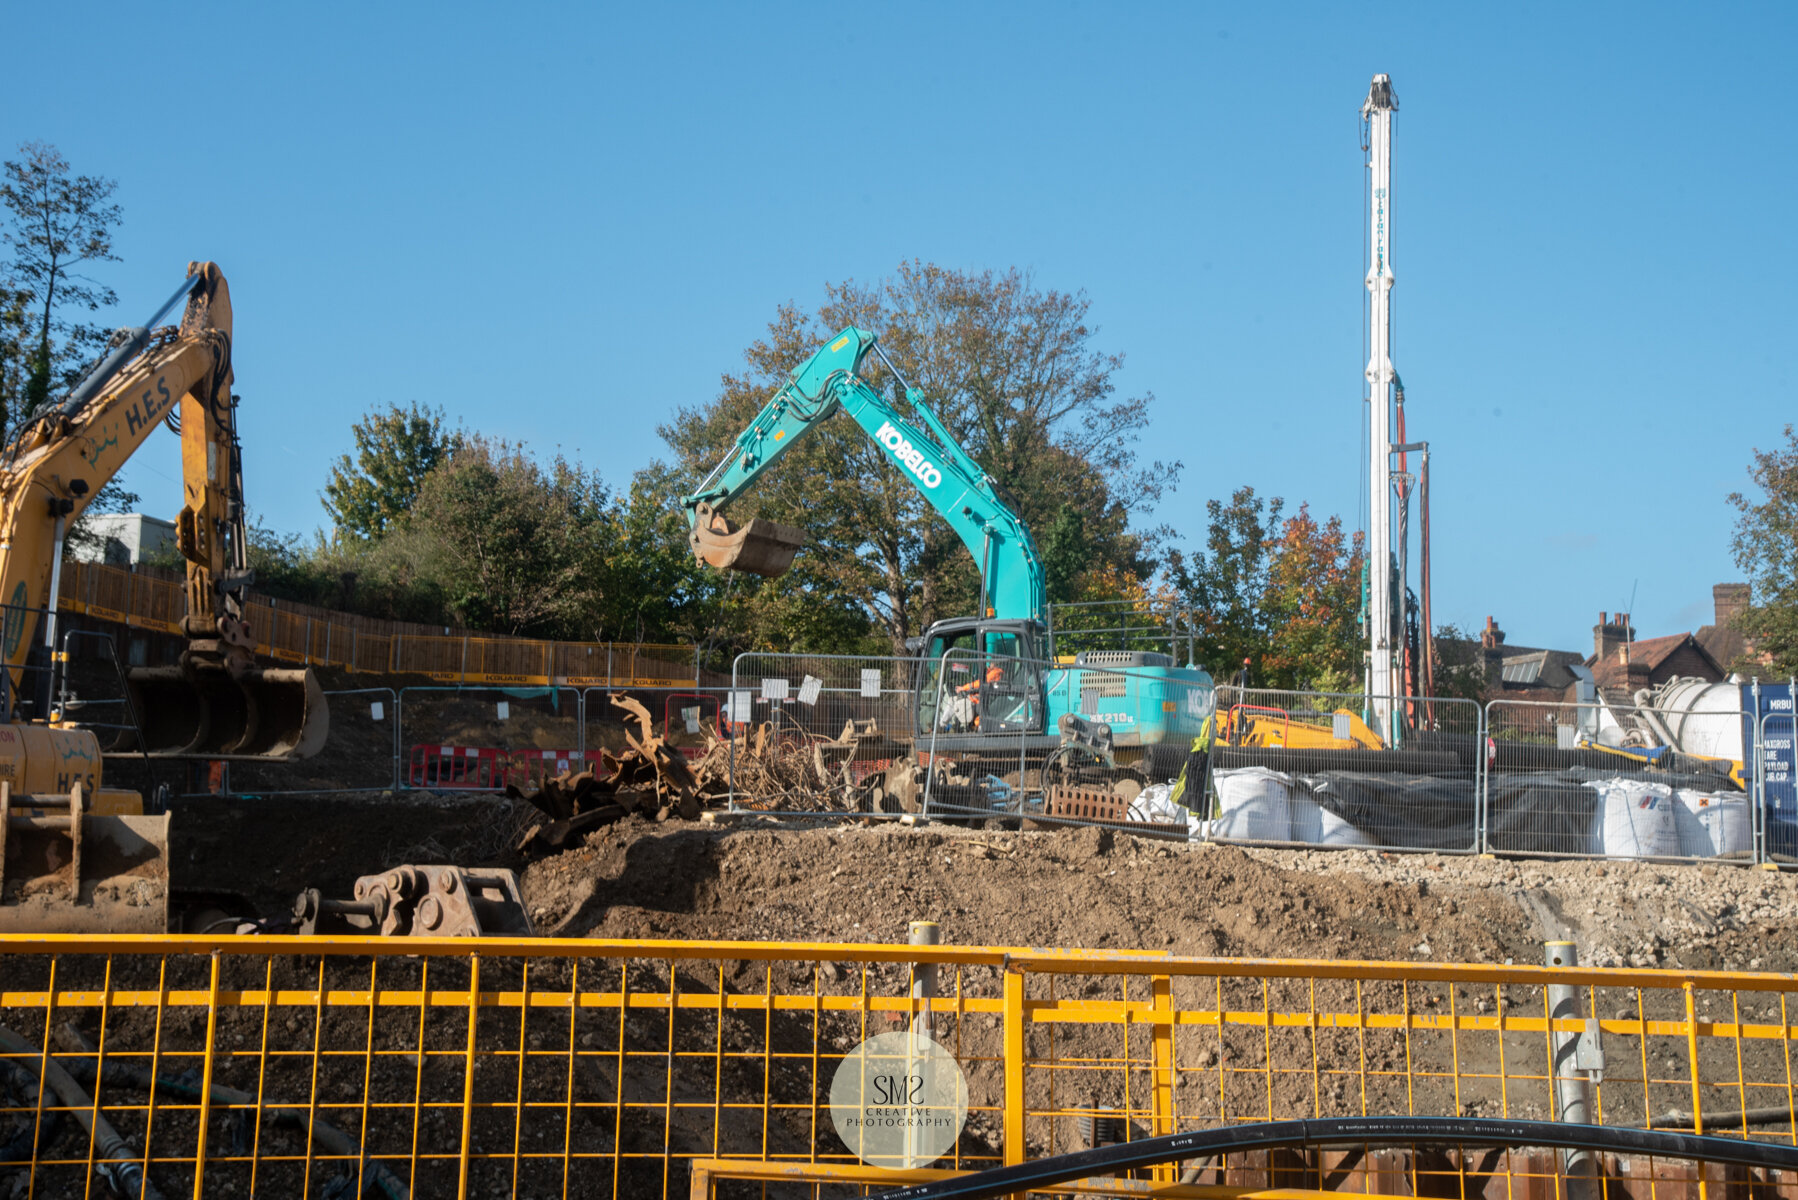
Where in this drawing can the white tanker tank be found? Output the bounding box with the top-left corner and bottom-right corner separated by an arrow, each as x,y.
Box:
1636,678 -> 1751,761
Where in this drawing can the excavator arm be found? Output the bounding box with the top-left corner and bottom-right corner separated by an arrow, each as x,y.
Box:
0,262 -> 325,758
683,327 -> 1046,623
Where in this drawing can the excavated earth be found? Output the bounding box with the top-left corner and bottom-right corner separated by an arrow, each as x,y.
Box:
516,814 -> 1798,971
165,792 -> 1798,970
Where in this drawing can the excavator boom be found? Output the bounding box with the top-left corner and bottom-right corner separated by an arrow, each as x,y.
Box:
0,262 -> 327,759
0,263 -> 327,933
683,327 -> 1046,623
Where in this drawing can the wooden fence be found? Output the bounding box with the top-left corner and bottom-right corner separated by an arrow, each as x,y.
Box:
56,560 -> 697,687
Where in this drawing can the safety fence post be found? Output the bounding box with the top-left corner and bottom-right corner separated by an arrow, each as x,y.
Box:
1149,974 -> 1176,1182
1002,963 -> 1026,1169
1545,941 -> 1597,1198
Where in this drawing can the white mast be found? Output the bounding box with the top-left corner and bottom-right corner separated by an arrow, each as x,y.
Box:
1362,73 -> 1399,736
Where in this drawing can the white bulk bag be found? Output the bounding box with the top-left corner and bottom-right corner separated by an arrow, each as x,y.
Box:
1210,767 -> 1293,842
1675,789 -> 1753,858
1584,778 -> 1678,858
1288,792 -> 1375,847
1129,782 -> 1191,831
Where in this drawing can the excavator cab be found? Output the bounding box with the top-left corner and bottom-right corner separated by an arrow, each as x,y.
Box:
913,619 -> 1047,738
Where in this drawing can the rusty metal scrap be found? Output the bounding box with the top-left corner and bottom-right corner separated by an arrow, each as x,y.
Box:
509,694 -> 710,855
291,864 -> 533,937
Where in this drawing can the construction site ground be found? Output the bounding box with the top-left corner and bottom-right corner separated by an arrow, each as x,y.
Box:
169,792 -> 1798,972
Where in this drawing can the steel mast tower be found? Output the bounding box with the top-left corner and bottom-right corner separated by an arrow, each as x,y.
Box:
1362,73 -> 1399,736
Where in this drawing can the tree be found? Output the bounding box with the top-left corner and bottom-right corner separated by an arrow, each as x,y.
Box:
405,436 -> 613,638
1259,504 -> 1364,692
1430,623 -> 1492,704
660,262 -> 1176,653
1163,486 -> 1365,690
322,402 -> 462,539
1164,486 -> 1280,679
0,142 -> 121,442
1729,423 -> 1798,674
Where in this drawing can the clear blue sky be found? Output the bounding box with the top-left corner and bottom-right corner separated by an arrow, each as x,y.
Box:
9,3 -> 1794,655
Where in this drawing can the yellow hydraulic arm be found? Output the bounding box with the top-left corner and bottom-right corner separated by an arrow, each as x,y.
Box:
0,262 -> 325,758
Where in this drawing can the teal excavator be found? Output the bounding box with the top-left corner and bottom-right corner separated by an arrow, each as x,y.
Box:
683,327 -> 1212,769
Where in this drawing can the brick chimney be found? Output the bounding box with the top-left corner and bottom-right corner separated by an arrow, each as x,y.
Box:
1714,583 -> 1751,627
1480,616 -> 1504,649
1594,611 -> 1634,661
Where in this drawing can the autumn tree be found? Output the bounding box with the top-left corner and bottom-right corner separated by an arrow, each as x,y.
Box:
1259,505 -> 1364,691
1164,487 -> 1279,679
0,142 -> 121,443
659,262 -> 1175,653
1164,486 -> 1365,690
322,402 -> 463,539
1729,423 -> 1798,674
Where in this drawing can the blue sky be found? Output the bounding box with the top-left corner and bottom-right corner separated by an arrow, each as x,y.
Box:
8,3 -> 1793,655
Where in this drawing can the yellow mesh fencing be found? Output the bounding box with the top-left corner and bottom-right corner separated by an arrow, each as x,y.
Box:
54,560 -> 696,686
1,935 -> 1795,1199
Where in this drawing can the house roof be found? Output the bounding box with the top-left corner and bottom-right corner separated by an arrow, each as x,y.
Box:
1489,644 -> 1585,690
1696,622 -> 1749,670
1584,632 -> 1726,687
1623,633 -> 1693,671
1436,634 -> 1586,691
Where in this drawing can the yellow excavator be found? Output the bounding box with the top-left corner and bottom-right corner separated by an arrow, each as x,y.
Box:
0,262 -> 326,933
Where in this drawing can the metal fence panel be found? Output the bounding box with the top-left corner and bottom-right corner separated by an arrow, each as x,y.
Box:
397,686 -> 583,793
221,687 -> 401,795
1485,697 -> 1756,863
725,653 -> 921,815
1762,707 -> 1796,863
1202,685 -> 1483,854
2,937 -> 1797,1198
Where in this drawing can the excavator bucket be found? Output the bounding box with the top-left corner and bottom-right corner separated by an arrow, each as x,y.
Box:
689,502 -> 807,578
120,664 -> 329,759
0,787 -> 169,934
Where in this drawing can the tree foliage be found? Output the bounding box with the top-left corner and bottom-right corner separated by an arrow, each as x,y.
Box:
1164,486 -> 1364,689
1729,423 -> 1798,674
401,437 -> 614,637
0,142 -> 121,443
660,261 -> 1176,653
322,402 -> 462,539
1429,623 -> 1493,705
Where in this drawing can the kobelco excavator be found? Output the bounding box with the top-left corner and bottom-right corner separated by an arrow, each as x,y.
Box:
0,263 -> 327,933
683,327 -> 1213,785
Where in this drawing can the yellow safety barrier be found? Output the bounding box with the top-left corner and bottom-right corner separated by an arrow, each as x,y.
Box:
55,560 -> 697,687
1,936 -> 1795,1198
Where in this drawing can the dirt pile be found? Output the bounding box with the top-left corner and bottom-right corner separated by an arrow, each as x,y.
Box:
514,817 -> 1798,970
168,791 -> 1798,972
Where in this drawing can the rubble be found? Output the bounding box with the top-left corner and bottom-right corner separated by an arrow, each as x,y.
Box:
508,693 -> 704,854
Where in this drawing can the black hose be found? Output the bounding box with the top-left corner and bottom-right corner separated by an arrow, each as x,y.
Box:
870,1116 -> 1798,1200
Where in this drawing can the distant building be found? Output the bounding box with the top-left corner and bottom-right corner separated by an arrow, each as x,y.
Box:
1458,617 -> 1586,703
1696,582 -> 1754,670
1584,610 -> 1726,694
70,513 -> 175,567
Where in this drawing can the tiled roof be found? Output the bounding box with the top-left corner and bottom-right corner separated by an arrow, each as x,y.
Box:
1696,623 -> 1749,669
